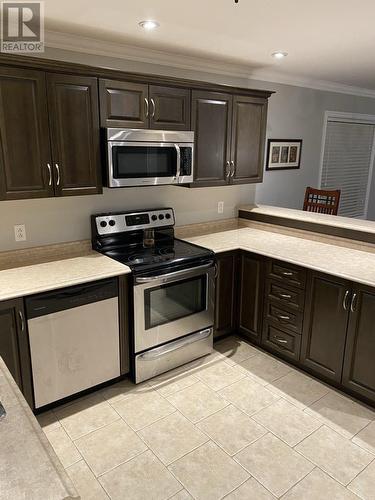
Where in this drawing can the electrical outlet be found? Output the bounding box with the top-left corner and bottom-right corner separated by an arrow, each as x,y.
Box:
14,224 -> 26,242
217,201 -> 224,214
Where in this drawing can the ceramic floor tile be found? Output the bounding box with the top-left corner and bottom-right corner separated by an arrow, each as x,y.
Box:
234,433 -> 314,497
238,353 -> 293,386
54,393 -> 120,440
214,337 -> 258,365
194,360 -> 246,391
100,379 -> 153,404
166,382 -> 228,423
36,410 -> 61,433
111,389 -> 176,431
267,370 -> 331,408
75,419 -> 147,476
169,441 -> 249,500
147,365 -> 200,397
224,477 -> 276,499
295,426 -> 373,485
348,460 -> 375,500
169,490 -> 194,500
44,426 -> 82,469
305,392 -> 375,438
219,377 -> 280,416
353,420 -> 375,454
197,404 -> 267,455
99,450 -> 182,500
283,468 -> 360,500
252,399 -> 322,446
66,460 -> 109,499
138,412 -> 209,465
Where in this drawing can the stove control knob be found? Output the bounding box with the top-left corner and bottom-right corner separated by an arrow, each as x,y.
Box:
158,214 -> 165,220
165,213 -> 171,219
100,221 -> 107,228
109,220 -> 116,226
151,215 -> 158,221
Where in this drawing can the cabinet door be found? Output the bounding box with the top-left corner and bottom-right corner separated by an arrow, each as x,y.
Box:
47,74 -> 101,197
191,91 -> 232,186
149,86 -> 191,130
0,299 -> 33,406
214,252 -> 238,339
301,272 -> 350,382
230,96 -> 267,184
99,79 -> 148,128
342,285 -> 375,403
238,252 -> 265,343
0,67 -> 53,200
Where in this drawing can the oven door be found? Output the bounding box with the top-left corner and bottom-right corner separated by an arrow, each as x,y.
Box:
133,264 -> 215,353
108,141 -> 179,187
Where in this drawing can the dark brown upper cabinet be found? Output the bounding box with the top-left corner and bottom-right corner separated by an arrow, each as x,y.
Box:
0,67 -> 53,200
342,285 -> 375,403
214,251 -> 238,339
99,79 -> 191,130
238,252 -> 265,343
0,298 -> 33,407
190,91 -> 268,187
301,272 -> 350,383
47,74 -> 101,196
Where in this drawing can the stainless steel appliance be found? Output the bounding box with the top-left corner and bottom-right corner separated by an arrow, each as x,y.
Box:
105,129 -> 194,187
92,208 -> 215,383
25,279 -> 121,408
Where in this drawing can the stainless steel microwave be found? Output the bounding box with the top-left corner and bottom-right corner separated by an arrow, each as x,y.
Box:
105,128 -> 194,187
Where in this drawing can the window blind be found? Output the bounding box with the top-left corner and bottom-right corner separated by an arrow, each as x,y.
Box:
321,120 -> 375,218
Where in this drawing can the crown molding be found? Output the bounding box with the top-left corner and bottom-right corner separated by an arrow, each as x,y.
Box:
45,30 -> 375,99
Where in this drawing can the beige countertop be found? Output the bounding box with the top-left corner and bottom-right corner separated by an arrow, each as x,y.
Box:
0,252 -> 131,302
184,227 -> 375,288
0,357 -> 79,500
239,204 -> 375,235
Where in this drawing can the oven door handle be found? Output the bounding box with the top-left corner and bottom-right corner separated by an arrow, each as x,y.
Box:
135,262 -> 214,284
138,329 -> 212,360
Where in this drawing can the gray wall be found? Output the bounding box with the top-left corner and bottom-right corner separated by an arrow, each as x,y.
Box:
1,47 -> 374,252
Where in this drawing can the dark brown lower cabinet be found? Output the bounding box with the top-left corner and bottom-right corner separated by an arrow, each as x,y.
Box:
300,272 -> 350,382
342,285 -> 375,402
0,298 -> 33,406
214,252 -> 238,339
238,252 -> 265,343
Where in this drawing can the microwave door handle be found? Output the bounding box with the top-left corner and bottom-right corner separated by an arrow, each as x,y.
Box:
174,144 -> 181,181
135,261 -> 214,284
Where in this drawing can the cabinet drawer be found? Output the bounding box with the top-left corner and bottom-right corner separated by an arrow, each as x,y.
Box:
267,260 -> 306,289
262,323 -> 301,361
265,301 -> 303,335
265,280 -> 305,311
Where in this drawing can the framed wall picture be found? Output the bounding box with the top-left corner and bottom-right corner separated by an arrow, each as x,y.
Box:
266,139 -> 302,170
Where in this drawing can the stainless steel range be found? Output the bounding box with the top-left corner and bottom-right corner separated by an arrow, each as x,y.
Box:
91,208 -> 215,383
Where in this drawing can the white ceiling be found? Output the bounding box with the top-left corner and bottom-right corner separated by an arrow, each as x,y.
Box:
44,0 -> 375,92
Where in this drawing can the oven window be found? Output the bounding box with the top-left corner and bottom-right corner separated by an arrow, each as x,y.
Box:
144,275 -> 206,330
112,146 -> 177,178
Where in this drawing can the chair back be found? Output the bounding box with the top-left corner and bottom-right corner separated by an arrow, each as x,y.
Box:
303,187 -> 341,215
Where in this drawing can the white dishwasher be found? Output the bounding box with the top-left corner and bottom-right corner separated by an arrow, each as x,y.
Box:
26,278 -> 121,408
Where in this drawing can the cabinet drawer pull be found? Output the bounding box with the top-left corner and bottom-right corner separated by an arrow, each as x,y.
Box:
273,335 -> 288,344
350,293 -> 358,313
281,271 -> 293,277
343,290 -> 350,311
277,314 -> 291,321
279,293 -> 292,299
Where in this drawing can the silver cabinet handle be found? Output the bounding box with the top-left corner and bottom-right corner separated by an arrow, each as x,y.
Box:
225,160 -> 230,178
281,271 -> 293,276
144,97 -> 149,117
279,293 -> 292,299
277,314 -> 291,321
150,98 -> 156,118
47,163 -> 52,186
274,335 -> 288,344
18,310 -> 25,332
343,290 -> 350,311
55,163 -> 60,186
230,160 -> 235,177
350,293 -> 358,313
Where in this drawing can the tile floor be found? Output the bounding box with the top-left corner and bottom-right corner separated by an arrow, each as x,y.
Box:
37,336 -> 375,500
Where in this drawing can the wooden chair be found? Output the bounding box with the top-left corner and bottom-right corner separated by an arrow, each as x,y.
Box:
303,187 -> 341,215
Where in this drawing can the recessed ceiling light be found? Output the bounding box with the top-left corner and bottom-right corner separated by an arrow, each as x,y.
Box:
272,51 -> 288,59
139,20 -> 160,31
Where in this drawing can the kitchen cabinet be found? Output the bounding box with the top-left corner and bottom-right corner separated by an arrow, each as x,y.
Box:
342,284 -> 375,402
190,91 -> 268,187
214,252 -> 238,339
0,67 -> 53,200
99,79 -> 191,130
0,299 -> 33,406
238,252 -> 265,343
0,67 -> 101,200
301,272 -> 350,382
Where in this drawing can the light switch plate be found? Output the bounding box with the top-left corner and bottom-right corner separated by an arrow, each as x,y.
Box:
14,224 -> 26,242
218,201 -> 224,214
